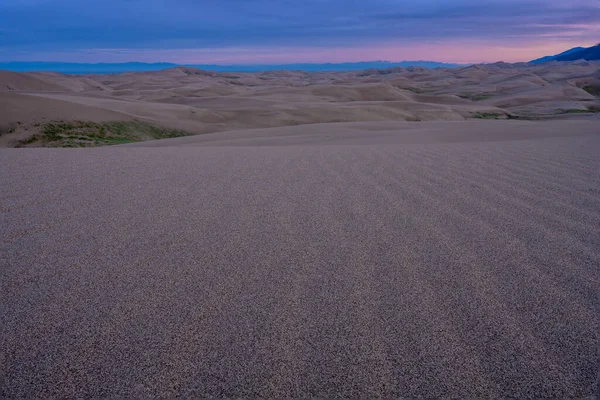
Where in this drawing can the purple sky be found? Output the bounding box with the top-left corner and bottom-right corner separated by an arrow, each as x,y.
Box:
0,0 -> 598,64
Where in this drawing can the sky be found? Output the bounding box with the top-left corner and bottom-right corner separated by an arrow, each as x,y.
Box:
0,0 -> 598,64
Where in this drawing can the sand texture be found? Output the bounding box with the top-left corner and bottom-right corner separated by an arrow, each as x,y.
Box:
1,118 -> 599,397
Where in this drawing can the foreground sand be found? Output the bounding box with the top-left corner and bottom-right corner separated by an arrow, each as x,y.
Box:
1,120 -> 599,397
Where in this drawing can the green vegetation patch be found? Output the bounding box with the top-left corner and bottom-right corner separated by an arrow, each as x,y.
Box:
471,112 -> 507,120
403,87 -> 424,94
506,114 -> 539,121
556,107 -> 600,115
16,120 -> 191,148
0,124 -> 16,136
581,85 -> 600,96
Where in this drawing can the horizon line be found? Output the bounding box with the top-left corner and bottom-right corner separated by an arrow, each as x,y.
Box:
1,59 -> 470,66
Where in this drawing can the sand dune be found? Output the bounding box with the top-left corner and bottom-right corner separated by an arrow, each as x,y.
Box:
125,119 -> 600,147
1,61 -> 599,146
0,70 -> 67,92
0,92 -> 132,123
1,119 -> 598,397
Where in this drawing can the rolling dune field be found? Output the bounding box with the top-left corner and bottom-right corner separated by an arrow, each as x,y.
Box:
1,61 -> 599,147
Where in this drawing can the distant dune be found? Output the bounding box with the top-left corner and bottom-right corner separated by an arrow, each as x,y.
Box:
1,61 -> 599,147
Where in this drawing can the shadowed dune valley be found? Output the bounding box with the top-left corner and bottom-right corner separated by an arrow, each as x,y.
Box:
1,2 -> 600,397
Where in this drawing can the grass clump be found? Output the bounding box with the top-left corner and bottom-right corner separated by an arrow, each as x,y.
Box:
0,124 -> 16,136
403,87 -> 424,94
16,120 -> 192,148
556,107 -> 600,115
506,114 -> 539,120
472,112 -> 506,120
581,85 -> 600,96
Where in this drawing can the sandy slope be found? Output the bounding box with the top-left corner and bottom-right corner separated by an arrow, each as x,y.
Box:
0,92 -> 133,124
1,120 -> 599,397
126,118 -> 600,147
1,62 -> 599,146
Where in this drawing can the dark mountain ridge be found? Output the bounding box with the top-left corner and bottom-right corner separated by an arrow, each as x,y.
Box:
531,43 -> 600,64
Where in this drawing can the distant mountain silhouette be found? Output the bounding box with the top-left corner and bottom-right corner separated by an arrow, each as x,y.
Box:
0,60 -> 464,74
530,43 -> 600,64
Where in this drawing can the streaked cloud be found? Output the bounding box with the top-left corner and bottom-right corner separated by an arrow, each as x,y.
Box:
0,0 -> 598,63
